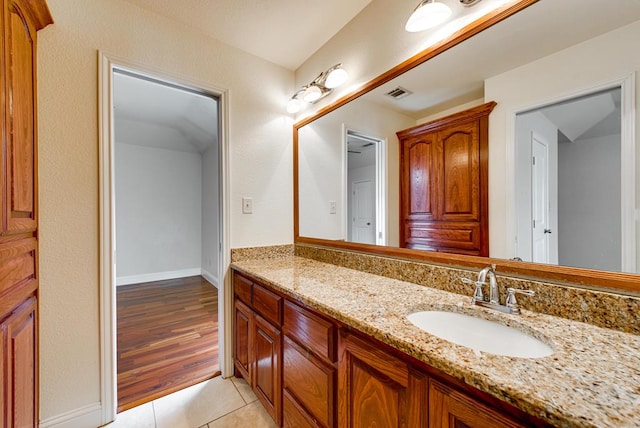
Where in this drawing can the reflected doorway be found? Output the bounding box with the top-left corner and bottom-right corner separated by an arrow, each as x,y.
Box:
345,130 -> 386,245
515,86 -> 632,272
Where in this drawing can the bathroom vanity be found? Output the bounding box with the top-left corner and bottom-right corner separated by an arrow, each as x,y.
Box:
231,255 -> 640,428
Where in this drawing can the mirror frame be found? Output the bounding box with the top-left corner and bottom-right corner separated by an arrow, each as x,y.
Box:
293,0 -> 640,294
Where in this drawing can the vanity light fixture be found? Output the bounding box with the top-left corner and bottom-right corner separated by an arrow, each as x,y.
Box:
405,0 -> 452,32
286,63 -> 348,114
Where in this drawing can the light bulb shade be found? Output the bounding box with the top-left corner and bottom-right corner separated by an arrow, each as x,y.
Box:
324,67 -> 348,89
286,97 -> 302,114
303,85 -> 323,103
405,0 -> 452,32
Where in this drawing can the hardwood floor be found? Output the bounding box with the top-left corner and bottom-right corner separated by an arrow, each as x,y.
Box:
117,275 -> 220,412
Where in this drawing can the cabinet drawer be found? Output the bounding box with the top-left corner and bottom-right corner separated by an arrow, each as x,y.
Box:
283,389 -> 319,428
253,283 -> 282,326
405,221 -> 481,251
283,336 -> 334,428
234,273 -> 252,305
284,300 -> 335,362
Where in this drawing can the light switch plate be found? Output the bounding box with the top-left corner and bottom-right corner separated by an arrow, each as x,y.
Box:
242,197 -> 253,214
329,200 -> 337,214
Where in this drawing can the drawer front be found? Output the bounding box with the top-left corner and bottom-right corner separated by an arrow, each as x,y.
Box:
283,336 -> 334,428
253,283 -> 282,326
405,221 -> 481,252
233,273 -> 252,305
284,300 -> 335,362
283,389 -> 319,428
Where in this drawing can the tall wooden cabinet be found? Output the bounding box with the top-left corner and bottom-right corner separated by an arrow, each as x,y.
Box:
397,102 -> 496,256
0,1 -> 52,426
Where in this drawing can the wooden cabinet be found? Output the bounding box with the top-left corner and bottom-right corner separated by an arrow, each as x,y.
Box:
1,1 -> 51,427
429,379 -> 523,428
232,269 -> 541,428
398,102 -> 496,256
1,297 -> 37,428
233,273 -> 282,425
337,330 -> 427,428
254,313 -> 281,421
282,300 -> 336,428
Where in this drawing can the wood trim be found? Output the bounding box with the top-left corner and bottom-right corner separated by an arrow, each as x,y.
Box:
292,0 -> 640,294
8,0 -> 52,31
395,101 -> 497,139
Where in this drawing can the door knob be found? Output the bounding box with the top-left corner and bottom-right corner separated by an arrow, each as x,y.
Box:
544,229 -> 552,234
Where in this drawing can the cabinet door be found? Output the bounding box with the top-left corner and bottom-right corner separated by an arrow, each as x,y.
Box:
3,0 -> 39,236
437,122 -> 480,222
429,379 -> 524,428
1,297 -> 37,428
234,299 -> 253,382
254,313 -> 282,425
401,135 -> 438,223
338,331 -> 427,428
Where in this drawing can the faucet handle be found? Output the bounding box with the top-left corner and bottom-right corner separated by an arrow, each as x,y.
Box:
461,277 -> 484,303
505,288 -> 534,314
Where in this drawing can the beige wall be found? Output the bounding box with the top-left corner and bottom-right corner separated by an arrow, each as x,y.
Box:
37,0 -> 293,423
298,98 -> 414,245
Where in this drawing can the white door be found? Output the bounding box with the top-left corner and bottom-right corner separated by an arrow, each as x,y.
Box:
352,180 -> 376,244
531,132 -> 557,263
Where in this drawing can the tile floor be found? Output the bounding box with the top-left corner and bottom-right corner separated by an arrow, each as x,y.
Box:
103,376 -> 277,428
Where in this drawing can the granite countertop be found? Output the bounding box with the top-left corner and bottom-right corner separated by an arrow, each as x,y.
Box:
231,256 -> 640,428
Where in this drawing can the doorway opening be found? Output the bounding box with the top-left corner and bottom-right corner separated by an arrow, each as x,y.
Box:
514,84 -> 635,272
345,130 -> 386,245
99,53 -> 230,424
112,69 -> 222,411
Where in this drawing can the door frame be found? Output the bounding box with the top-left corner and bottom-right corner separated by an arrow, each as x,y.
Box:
343,128 -> 387,245
98,52 -> 231,424
506,73 -> 636,272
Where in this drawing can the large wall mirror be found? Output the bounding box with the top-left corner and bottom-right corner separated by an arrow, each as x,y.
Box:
295,0 -> 640,293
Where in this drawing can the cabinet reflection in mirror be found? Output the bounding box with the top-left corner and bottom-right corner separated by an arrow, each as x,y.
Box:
296,0 -> 640,275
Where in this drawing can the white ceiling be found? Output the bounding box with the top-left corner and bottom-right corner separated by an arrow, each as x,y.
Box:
113,71 -> 218,153
121,0 -> 371,70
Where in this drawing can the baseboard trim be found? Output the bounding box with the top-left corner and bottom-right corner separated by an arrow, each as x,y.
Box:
40,402 -> 103,428
116,268 -> 202,286
201,269 -> 219,288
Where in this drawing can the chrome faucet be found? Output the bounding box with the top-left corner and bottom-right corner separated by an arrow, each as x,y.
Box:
477,264 -> 499,304
461,264 -> 534,315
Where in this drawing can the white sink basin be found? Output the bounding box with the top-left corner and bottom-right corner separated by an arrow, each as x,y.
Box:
407,310 -> 553,358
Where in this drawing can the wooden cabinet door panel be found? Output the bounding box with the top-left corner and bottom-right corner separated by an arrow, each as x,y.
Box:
429,379 -> 524,428
438,122 -> 480,221
233,299 -> 253,381
3,297 -> 37,428
402,136 -> 437,221
283,336 -> 334,427
4,1 -> 38,235
254,313 -> 281,425
338,331 -> 426,428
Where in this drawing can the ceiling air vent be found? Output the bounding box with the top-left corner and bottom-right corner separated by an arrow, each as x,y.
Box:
385,86 -> 413,100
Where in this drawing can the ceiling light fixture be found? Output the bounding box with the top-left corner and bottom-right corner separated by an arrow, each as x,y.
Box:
405,0 -> 452,32
286,63 -> 348,114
